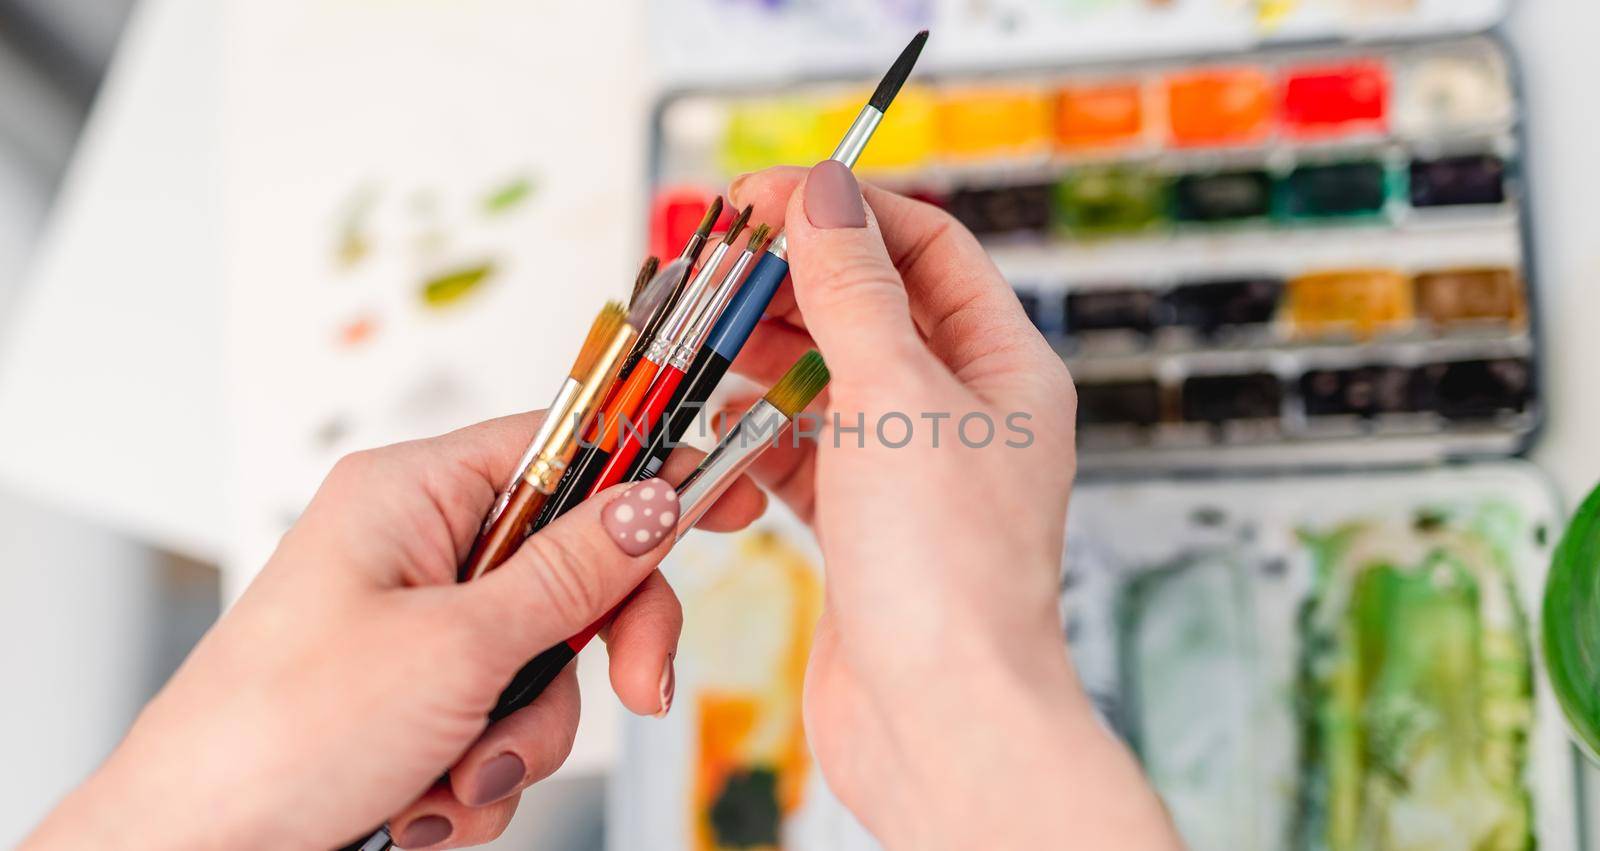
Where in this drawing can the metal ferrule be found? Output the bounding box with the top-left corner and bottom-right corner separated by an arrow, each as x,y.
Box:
658,241 -> 731,351
488,378 -> 580,525
829,105 -> 883,169
680,247 -> 759,364
523,325 -> 636,489
766,232 -> 789,259
674,399 -> 788,539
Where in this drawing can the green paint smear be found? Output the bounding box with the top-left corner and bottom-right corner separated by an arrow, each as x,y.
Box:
1295,515 -> 1533,851
483,177 -> 536,215
420,262 -> 496,308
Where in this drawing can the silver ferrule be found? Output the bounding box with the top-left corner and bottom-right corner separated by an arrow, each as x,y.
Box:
767,232 -> 788,259
659,241 -> 731,348
487,378 -> 580,527
683,248 -> 759,358
830,105 -> 883,169
675,399 -> 789,539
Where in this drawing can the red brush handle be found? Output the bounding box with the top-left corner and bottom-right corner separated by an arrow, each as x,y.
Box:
590,367 -> 687,494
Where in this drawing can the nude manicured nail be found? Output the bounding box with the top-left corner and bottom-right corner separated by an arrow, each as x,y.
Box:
397,815 -> 452,848
603,479 -> 678,556
804,160 -> 867,229
470,752 -> 526,806
655,653 -> 676,719
728,172 -> 752,204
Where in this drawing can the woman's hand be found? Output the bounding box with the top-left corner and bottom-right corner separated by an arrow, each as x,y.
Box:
725,162 -> 1180,850
21,412 -> 765,851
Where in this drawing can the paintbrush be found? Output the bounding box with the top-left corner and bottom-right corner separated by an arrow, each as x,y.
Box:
537,204 -> 753,525
618,223 -> 773,484
632,31 -> 928,483
673,350 -> 829,536
534,202 -> 724,527
457,300 -> 637,583
486,351 -> 830,724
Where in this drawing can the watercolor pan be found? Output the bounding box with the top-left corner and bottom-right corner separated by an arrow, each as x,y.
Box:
1054,81 -> 1145,150
1414,267 -> 1523,327
1158,278 -> 1282,337
1399,50 -> 1512,134
1280,61 -> 1389,138
1078,380 -> 1164,427
1277,162 -> 1390,219
933,88 -> 1053,160
1409,154 -> 1507,207
649,187 -> 723,264
1181,373 -> 1283,423
1286,269 -> 1414,338
1164,68 -> 1274,147
946,183 -> 1056,236
1171,171 -> 1274,223
1300,365 -> 1423,418
1065,289 -> 1160,336
1056,168 -> 1169,235
1423,358 -> 1533,420
719,98 -> 823,175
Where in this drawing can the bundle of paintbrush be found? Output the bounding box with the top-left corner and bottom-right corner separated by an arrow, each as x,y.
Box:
337,29 -> 927,851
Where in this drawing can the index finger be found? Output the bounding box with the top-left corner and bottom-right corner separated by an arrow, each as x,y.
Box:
728,166 -> 1056,389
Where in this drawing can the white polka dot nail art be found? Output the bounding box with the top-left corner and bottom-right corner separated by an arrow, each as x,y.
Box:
603,478 -> 679,556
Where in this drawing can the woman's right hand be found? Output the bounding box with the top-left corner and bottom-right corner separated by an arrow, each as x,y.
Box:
723,162 -> 1180,850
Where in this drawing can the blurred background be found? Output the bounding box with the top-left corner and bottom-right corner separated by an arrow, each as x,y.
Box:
3,0 -> 1600,849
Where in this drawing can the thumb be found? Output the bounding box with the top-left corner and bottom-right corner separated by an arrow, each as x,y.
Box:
785,160 -> 930,391
457,478 -> 681,672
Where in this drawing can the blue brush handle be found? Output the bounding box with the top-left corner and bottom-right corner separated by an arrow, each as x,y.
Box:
704,250 -> 791,361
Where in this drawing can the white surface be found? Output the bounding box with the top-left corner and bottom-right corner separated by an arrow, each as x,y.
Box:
0,0 -> 225,562
221,0 -> 652,779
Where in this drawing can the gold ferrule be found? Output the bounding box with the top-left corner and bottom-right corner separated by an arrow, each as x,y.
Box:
523,324 -> 636,488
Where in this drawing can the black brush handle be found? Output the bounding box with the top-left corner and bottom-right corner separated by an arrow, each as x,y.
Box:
490,641 -> 579,721
627,348 -> 732,483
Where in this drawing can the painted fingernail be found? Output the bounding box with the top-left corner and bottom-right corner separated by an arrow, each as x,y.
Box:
470,752 -> 526,806
805,160 -> 867,229
655,652 -> 676,719
603,479 -> 678,557
397,815 -> 452,848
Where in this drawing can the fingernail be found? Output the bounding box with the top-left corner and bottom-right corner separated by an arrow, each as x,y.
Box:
470,752 -> 526,806
397,815 -> 452,848
804,160 -> 867,229
728,172 -> 752,204
603,479 -> 678,557
655,652 -> 676,719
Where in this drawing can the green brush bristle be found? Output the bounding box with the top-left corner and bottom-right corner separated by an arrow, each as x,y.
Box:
764,351 -> 830,417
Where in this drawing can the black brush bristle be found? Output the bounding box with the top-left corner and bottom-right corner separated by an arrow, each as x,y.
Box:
694,197 -> 724,242
868,30 -> 929,114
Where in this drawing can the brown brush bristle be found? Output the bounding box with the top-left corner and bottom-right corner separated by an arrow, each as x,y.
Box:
628,257 -> 659,310
764,350 -> 830,417
747,224 -> 773,255
694,197 -> 724,242
629,257 -> 686,328
571,302 -> 627,379
721,204 -> 754,245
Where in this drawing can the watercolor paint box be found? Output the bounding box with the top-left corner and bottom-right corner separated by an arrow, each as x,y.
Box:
650,34 -> 1532,470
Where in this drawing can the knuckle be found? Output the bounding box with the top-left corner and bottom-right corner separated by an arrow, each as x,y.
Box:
521,532 -> 607,624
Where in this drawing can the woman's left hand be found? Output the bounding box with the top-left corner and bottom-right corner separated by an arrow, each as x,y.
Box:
21,411 -> 766,851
